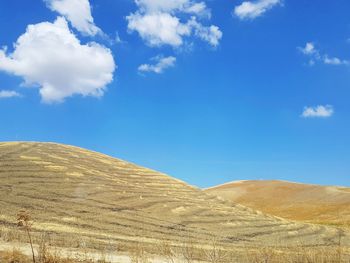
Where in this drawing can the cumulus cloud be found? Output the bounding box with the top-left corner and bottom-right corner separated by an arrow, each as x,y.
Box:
0,17 -> 116,103
45,0 -> 101,36
127,12 -> 191,47
126,0 -> 222,48
0,90 -> 21,99
234,0 -> 281,20
302,105 -> 334,118
138,56 -> 176,74
299,42 -> 349,66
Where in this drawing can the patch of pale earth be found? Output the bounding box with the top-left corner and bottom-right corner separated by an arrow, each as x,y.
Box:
60,217 -> 77,223
65,152 -> 81,158
0,142 -> 21,146
324,186 -> 343,195
34,223 -> 177,246
47,154 -> 69,161
97,158 -> 116,165
31,160 -> 52,165
171,206 -> 187,214
0,240 -> 208,263
66,172 -> 84,177
222,221 -> 241,227
34,222 -> 78,233
215,196 -> 225,201
0,214 -> 12,222
45,165 -> 68,171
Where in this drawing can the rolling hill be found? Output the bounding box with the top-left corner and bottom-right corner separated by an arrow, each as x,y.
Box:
0,142 -> 349,254
205,180 -> 350,227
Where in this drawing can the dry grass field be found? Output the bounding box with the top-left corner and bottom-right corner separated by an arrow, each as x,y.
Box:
205,180 -> 350,228
0,142 -> 350,262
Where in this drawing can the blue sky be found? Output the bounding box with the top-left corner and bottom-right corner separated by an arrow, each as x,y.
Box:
0,0 -> 349,187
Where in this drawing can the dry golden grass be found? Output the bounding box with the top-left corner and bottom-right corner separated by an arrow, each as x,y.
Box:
0,142 -> 350,261
206,180 -> 350,228
0,248 -> 98,263
1,244 -> 349,263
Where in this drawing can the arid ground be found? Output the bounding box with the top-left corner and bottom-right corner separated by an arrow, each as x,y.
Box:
205,180 -> 350,228
0,142 -> 349,262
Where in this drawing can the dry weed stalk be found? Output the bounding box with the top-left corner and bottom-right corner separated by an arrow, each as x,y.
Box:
180,238 -> 197,263
17,210 -> 36,263
159,240 -> 176,263
205,238 -> 229,263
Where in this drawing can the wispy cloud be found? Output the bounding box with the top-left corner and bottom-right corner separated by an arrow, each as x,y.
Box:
138,56 -> 176,74
323,55 -> 349,65
234,0 -> 282,20
299,42 -> 349,66
301,105 -> 334,118
0,90 -> 21,99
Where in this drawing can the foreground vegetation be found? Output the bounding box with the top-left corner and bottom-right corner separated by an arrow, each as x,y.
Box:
2,215 -> 349,263
1,243 -> 349,263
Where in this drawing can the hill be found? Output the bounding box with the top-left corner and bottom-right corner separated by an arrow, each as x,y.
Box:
205,180 -> 350,227
0,142 -> 349,254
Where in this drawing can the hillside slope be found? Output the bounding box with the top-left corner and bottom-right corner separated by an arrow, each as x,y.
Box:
206,180 -> 350,227
0,142 -> 349,251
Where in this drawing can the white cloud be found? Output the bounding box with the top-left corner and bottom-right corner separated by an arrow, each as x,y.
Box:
0,90 -> 21,99
299,42 -> 349,66
138,56 -> 176,74
45,0 -> 100,36
135,0 -> 210,17
0,17 -> 116,103
188,17 -> 222,47
127,0 -> 221,48
302,105 -> 334,118
127,12 -> 191,47
323,55 -> 349,65
299,42 -> 318,56
234,0 -> 281,20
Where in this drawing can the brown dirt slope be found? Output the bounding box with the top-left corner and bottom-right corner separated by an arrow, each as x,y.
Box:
205,180 -> 350,227
0,142 -> 349,251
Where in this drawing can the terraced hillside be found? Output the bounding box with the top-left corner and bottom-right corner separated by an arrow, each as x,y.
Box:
0,142 -> 349,252
206,180 -> 350,227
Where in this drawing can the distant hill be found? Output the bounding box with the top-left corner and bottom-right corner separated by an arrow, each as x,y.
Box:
205,180 -> 350,227
0,142 -> 349,252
